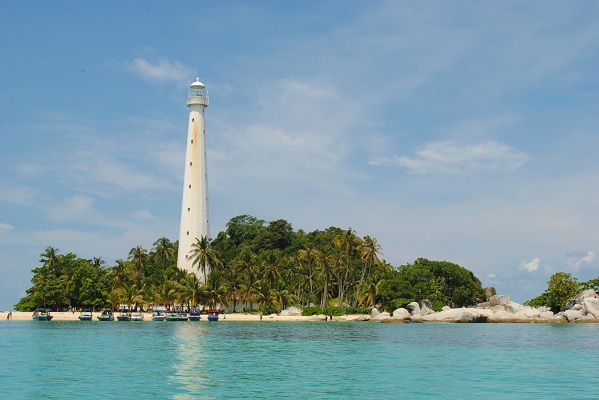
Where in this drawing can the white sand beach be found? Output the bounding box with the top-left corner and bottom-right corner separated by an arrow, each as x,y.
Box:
1,311 -> 351,322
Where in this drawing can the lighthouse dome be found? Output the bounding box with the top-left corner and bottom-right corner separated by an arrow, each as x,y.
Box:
191,78 -> 205,88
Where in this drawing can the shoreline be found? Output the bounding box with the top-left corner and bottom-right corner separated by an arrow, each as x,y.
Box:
0,311 -> 342,322
3,310 -> 598,323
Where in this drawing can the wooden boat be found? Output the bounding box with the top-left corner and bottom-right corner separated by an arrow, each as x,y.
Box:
32,308 -> 53,321
207,309 -> 219,322
189,309 -> 201,321
130,311 -> 144,321
78,309 -> 93,321
152,310 -> 166,321
116,311 -> 131,321
97,309 -> 114,321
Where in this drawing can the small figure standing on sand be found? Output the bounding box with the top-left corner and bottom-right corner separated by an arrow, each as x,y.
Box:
7,311 -> 12,320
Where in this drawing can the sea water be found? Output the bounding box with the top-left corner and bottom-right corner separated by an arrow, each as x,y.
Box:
1,321 -> 598,399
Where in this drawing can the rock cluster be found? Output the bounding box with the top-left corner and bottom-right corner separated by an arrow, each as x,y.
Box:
367,290 -> 599,323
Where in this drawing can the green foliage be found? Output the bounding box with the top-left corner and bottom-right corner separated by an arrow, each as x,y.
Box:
301,306 -> 321,316
15,215 -> 488,317
581,277 -> 599,292
344,306 -> 370,315
323,306 -> 344,316
524,272 -> 582,311
377,258 -> 485,311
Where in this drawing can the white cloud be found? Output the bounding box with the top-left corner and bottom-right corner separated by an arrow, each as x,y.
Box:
47,195 -> 95,223
567,251 -> 595,271
0,223 -> 14,233
126,58 -> 195,82
371,140 -> 529,175
521,257 -> 541,272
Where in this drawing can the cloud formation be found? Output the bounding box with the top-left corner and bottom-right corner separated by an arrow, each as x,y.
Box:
0,223 -> 14,233
521,257 -> 541,272
126,58 -> 195,82
567,251 -> 595,271
371,140 -> 529,175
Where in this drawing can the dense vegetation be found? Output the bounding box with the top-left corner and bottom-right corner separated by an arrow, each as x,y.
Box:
524,272 -> 599,312
15,214 -> 487,314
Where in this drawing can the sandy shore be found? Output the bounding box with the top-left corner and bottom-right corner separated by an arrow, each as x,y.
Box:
1,311 -> 354,322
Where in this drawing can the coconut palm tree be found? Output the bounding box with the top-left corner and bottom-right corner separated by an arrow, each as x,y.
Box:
315,252 -> 333,309
109,259 -> 130,289
355,236 -> 383,306
179,272 -> 203,310
205,270 -> 230,310
189,235 -> 221,282
155,275 -> 179,310
128,245 -> 150,280
333,229 -> 360,308
120,282 -> 143,311
298,247 -> 319,304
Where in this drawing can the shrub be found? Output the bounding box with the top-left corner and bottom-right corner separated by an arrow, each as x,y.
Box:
301,306 -> 321,316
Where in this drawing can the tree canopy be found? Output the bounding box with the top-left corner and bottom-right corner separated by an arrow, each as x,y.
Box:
15,215 -> 487,314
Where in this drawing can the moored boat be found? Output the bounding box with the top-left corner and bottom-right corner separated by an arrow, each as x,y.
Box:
207,309 -> 219,322
116,311 -> 131,321
189,309 -> 201,321
32,308 -> 53,321
130,311 -> 144,321
152,310 -> 166,321
97,309 -> 114,321
178,312 -> 189,321
165,312 -> 180,321
78,309 -> 93,321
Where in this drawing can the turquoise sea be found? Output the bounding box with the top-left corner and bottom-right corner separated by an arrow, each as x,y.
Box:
1,321 -> 598,399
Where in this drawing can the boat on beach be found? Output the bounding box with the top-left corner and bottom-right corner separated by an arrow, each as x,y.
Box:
116,311 -> 131,321
178,312 -> 189,321
207,309 -> 219,322
152,310 -> 166,321
130,311 -> 144,321
189,309 -> 201,321
165,311 -> 180,321
32,308 -> 53,321
78,309 -> 93,321
97,309 -> 114,321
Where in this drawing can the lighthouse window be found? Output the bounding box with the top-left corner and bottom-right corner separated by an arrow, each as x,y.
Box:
188,208 -> 190,212
189,185 -> 191,188
187,231 -> 189,235
190,162 -> 192,166
192,118 -> 195,122
191,140 -> 194,144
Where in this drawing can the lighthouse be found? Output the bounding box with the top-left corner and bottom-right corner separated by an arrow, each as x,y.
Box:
176,78 -> 210,281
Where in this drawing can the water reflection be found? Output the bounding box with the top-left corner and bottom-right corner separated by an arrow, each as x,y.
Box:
170,323 -> 208,399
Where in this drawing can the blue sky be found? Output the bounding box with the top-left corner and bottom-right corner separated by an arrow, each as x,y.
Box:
1,1 -> 598,308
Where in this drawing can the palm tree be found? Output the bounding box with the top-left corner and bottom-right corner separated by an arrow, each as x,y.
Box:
152,237 -> 175,272
358,277 -> 378,308
355,236 -> 382,306
105,289 -> 122,310
179,272 -> 203,310
205,270 -> 230,310
189,235 -> 221,282
120,282 -> 143,311
109,259 -> 130,289
225,262 -> 244,313
333,229 -> 360,308
155,275 -> 179,310
315,252 -> 333,309
261,251 -> 281,290
128,245 -> 150,280
298,248 -> 319,304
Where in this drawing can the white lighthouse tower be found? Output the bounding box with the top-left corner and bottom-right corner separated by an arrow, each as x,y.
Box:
177,78 -> 210,281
